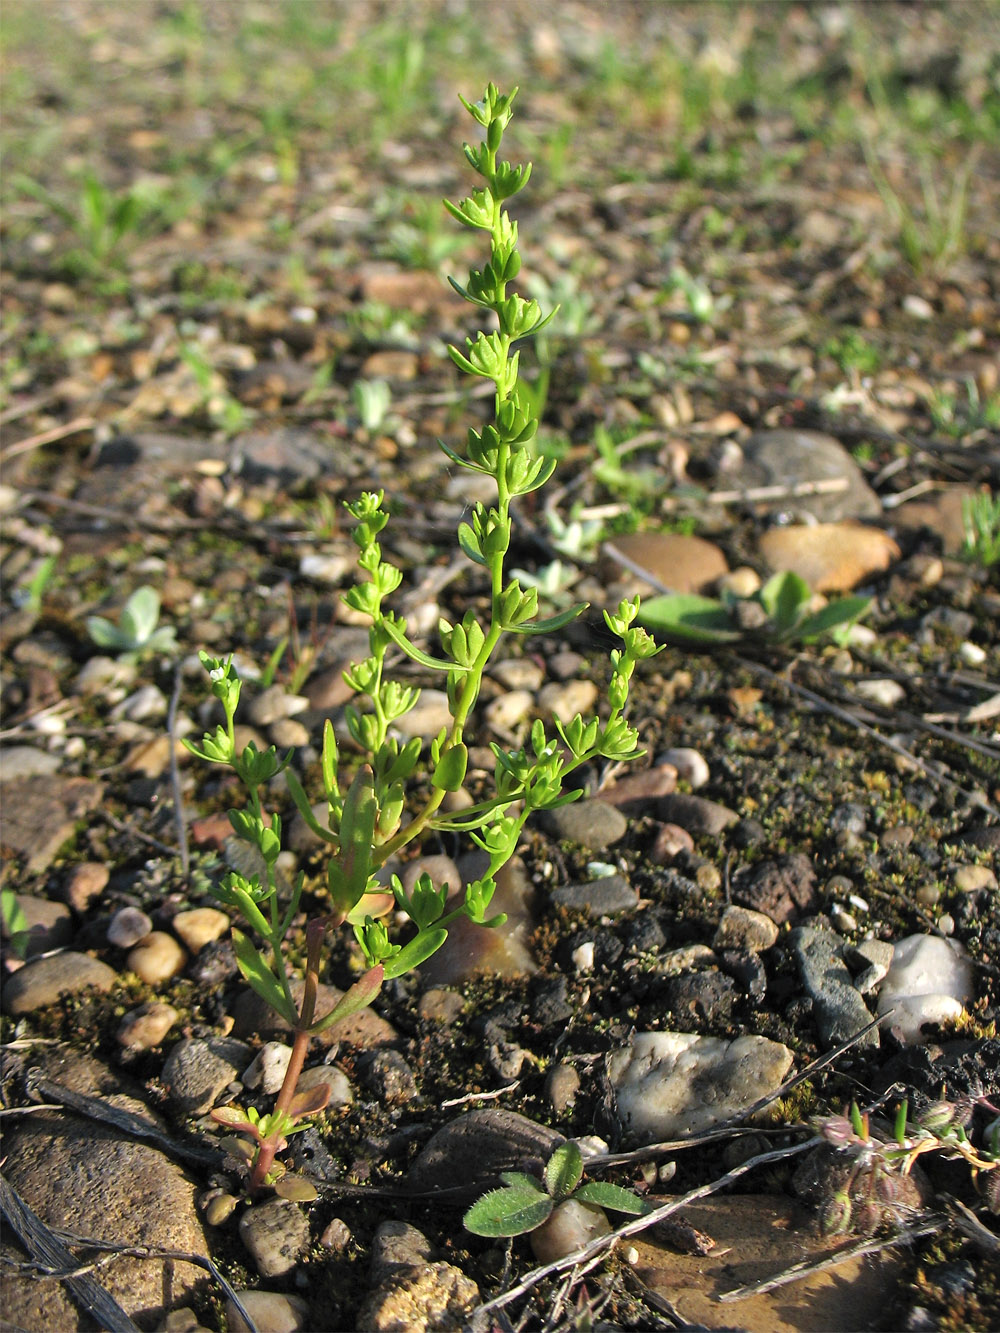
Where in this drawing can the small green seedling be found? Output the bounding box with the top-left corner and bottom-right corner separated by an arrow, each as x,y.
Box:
961,490 -> 1000,568
464,1140 -> 649,1238
639,570 -> 870,648
86,586 -> 178,661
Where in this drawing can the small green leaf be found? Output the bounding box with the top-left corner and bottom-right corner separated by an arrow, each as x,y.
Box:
574,1181 -> 650,1215
509,602 -> 588,635
381,615 -> 469,671
380,927 -> 448,979
275,1175 -> 319,1202
433,743 -> 468,792
463,1184 -> 552,1237
310,964 -> 384,1034
638,594 -> 741,644
795,596 -> 871,643
544,1142 -> 583,1200
758,571 -> 810,629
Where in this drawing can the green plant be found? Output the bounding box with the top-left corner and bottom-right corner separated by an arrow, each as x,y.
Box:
86,586 -> 178,661
12,553 -> 57,614
185,84 -> 661,1195
1,888 -> 31,961
961,490 -> 1000,568
178,341 -> 253,436
639,570 -> 870,648
464,1140 -> 649,1238
928,376 -> 1000,440
352,377 -> 392,433
815,1098 -> 1000,1236
823,330 -> 882,380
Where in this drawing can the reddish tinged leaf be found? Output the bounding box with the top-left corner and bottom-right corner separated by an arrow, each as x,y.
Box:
289,1082 -> 331,1121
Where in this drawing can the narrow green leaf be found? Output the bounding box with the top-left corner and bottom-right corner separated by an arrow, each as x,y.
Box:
759,571 -> 810,628
509,602 -> 588,634
310,964 -> 384,1034
380,927 -> 448,979
381,615 -> 469,670
796,596 -> 871,643
463,1185 -> 552,1237
231,929 -> 297,1026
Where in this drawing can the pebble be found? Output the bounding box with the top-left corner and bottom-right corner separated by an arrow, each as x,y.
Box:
853,678 -> 906,708
530,1198 -> 612,1263
656,747 -> 710,788
419,855 -> 537,985
648,822 -> 695,863
653,792 -> 738,836
545,1061 -> 581,1114
171,907 -> 230,953
656,944 -> 716,975
734,852 -> 818,924
61,860 -> 110,912
738,429 -> 881,521
232,978 -> 396,1049
0,774 -> 105,874
538,678 -> 599,725
298,1064 -> 353,1107
540,798 -> 627,850
108,906 -> 154,948
790,922 -> 879,1049
877,934 -> 974,1044
161,1036 -> 252,1116
551,874 -> 637,916
953,864 -> 997,893
299,551 -> 352,584
111,684 -> 167,723
390,689 -> 452,741
485,689 -> 534,731
226,1291 -> 309,1333
571,940 -> 595,971
417,988 -> 465,1024
601,532 -> 728,595
713,905 -> 778,953
830,905 -> 858,934
247,684 -> 309,727
243,1042 -> 293,1094
269,717 -> 310,748
321,1217 -> 352,1251
127,931 -> 187,984
357,1049 -> 418,1104
608,1031 -> 794,1142
717,566 -> 762,598
117,1001 -> 179,1050
759,522 -> 899,593
74,655 -> 137,695
370,1219 -> 432,1282
400,853 -> 462,898
491,658 -> 545,691
239,1199 -> 310,1278
2,951 -> 117,1015
548,650 -> 585,680
599,764 -> 677,810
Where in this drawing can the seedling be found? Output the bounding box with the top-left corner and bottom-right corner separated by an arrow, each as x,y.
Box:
464,1140 -> 649,1238
86,586 -> 178,661
639,570 -> 870,648
187,85 -> 661,1194
961,490 -> 1000,568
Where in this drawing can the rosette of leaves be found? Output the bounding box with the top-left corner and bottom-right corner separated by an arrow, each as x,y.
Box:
464,1141 -> 649,1238
86,585 -> 177,661
638,570 -> 870,647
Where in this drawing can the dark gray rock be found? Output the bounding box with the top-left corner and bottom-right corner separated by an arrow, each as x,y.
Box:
735,430 -> 881,520
790,922 -> 879,1050
539,798 -> 627,850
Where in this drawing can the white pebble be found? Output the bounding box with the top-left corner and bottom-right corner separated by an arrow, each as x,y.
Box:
877,933 -> 973,1043
299,552 -> 352,584
657,747 -> 709,788
485,689 -> 534,731
243,1042 -> 293,1094
108,907 -> 153,948
572,941 -> 595,972
959,641 -> 986,667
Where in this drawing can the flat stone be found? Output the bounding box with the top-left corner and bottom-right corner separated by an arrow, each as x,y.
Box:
2,951 -> 117,1015
0,745 -> 61,779
407,1108 -> 563,1194
790,923 -> 879,1049
601,532 -> 728,594
598,764 -> 678,811
651,792 -> 738,836
0,775 -> 105,875
738,429 -> 881,521
608,1032 -> 793,1143
419,855 -> 537,985
539,798 -> 627,850
758,522 -> 900,593
551,874 -> 638,916
227,1291 -> 309,1333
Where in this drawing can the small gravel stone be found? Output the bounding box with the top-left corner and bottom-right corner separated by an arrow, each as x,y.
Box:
663,970 -> 737,1023
790,923 -> 879,1049
653,792 -> 738,836
391,689 -> 452,741
117,1001 -> 178,1050
538,678 -> 599,725
370,1219 -> 432,1281
551,874 -> 637,916
243,1042 -> 293,1094
61,860 -> 110,912
713,905 -> 779,953
400,854 -> 462,897
734,853 -> 818,924
531,1198 -> 611,1263
203,1192 -> 238,1228
0,746 -> 61,778
853,678 -> 906,708
953,864 -> 997,893
321,1218 -> 352,1251
297,1064 -> 353,1107
127,930 -> 186,984
491,658 -> 545,691
74,655 -> 137,695
844,939 -> 894,995
171,907 -> 230,953
540,798 -> 627,851
656,747 -> 710,788
599,765 -> 677,810
247,684 -> 309,727
830,905 -> 858,933
111,684 -> 167,723
299,551 -> 352,584
357,1262 -> 479,1333
545,1061 -> 580,1114
648,821 -> 695,863
269,717 -> 310,748
417,988 -> 465,1024
357,1049 -> 418,1104
485,688 -> 534,731
1,951 -> 117,1015
161,1036 -> 252,1116
239,1199 -> 310,1278
656,944 -> 716,975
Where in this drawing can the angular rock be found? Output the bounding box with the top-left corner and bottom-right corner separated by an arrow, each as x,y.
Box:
734,853 -> 818,924
790,923 -> 879,1050
877,934 -> 974,1044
